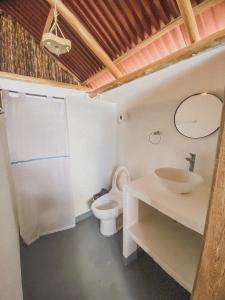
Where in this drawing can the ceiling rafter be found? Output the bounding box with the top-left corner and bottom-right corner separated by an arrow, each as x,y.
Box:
46,0 -> 122,79
176,0 -> 200,42
85,0 -> 223,85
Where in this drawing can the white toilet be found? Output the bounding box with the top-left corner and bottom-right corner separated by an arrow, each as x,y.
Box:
91,166 -> 130,237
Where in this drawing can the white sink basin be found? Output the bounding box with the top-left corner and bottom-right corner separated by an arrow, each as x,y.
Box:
154,167 -> 204,194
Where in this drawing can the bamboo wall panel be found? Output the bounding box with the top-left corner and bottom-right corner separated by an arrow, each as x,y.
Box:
0,12 -> 78,84
192,99 -> 225,299
0,0 -> 104,82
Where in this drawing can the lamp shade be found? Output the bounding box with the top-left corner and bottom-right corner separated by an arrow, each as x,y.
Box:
41,32 -> 71,56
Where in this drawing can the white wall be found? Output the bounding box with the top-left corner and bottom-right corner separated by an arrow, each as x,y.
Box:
2,43 -> 225,220
0,115 -> 23,300
0,79 -> 118,217
66,95 -> 117,216
103,45 -> 225,185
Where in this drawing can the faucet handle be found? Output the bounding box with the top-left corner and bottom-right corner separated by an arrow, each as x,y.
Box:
189,153 -> 196,157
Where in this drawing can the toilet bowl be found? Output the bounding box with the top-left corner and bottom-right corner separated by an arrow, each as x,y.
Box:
91,166 -> 130,236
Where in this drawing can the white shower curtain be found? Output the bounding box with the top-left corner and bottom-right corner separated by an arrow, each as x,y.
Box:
3,91 -> 75,245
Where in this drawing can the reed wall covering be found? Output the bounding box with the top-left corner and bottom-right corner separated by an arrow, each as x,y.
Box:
0,12 -> 78,84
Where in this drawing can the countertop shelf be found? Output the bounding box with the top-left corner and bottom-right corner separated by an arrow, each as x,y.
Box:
128,175 -> 210,234
128,213 -> 202,292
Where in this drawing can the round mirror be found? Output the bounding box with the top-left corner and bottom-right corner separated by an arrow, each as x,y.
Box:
174,93 -> 222,139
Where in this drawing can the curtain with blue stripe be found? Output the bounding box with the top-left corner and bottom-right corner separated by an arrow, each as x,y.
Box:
3,91 -> 75,245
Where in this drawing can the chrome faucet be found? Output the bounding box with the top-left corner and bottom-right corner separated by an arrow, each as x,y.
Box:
185,153 -> 196,172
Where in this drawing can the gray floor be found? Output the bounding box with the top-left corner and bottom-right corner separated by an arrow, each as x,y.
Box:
20,216 -> 190,300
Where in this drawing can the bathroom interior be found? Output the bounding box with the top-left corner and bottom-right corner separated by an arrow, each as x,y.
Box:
1,1 -> 225,300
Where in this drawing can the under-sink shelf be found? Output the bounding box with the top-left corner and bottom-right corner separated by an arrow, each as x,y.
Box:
128,175 -> 210,234
128,212 -> 202,292
123,174 -> 209,292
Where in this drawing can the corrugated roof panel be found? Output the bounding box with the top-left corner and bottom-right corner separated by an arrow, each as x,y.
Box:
87,25 -> 187,89
63,0 -> 185,60
88,1 -> 225,89
196,1 -> 225,38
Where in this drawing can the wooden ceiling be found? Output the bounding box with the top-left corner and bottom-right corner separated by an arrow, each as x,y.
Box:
0,0 -> 205,84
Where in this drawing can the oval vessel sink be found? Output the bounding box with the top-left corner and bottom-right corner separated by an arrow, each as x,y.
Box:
154,167 -> 203,194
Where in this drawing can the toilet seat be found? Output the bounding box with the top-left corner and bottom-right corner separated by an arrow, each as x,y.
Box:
91,166 -> 130,236
92,195 -> 120,220
95,200 -> 118,211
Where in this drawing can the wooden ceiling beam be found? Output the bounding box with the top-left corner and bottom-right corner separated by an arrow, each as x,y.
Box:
85,0 -> 222,85
0,72 -> 90,92
45,0 -> 122,79
90,28 -> 225,97
176,0 -> 200,43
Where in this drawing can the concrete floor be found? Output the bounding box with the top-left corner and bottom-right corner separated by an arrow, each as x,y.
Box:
20,216 -> 190,300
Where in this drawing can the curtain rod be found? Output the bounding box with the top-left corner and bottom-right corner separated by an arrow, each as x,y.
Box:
0,89 -> 64,100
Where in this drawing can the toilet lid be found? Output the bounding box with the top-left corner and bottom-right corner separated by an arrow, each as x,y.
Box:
112,166 -> 130,193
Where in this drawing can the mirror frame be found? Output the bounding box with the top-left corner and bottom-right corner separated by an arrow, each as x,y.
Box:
174,93 -> 223,139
